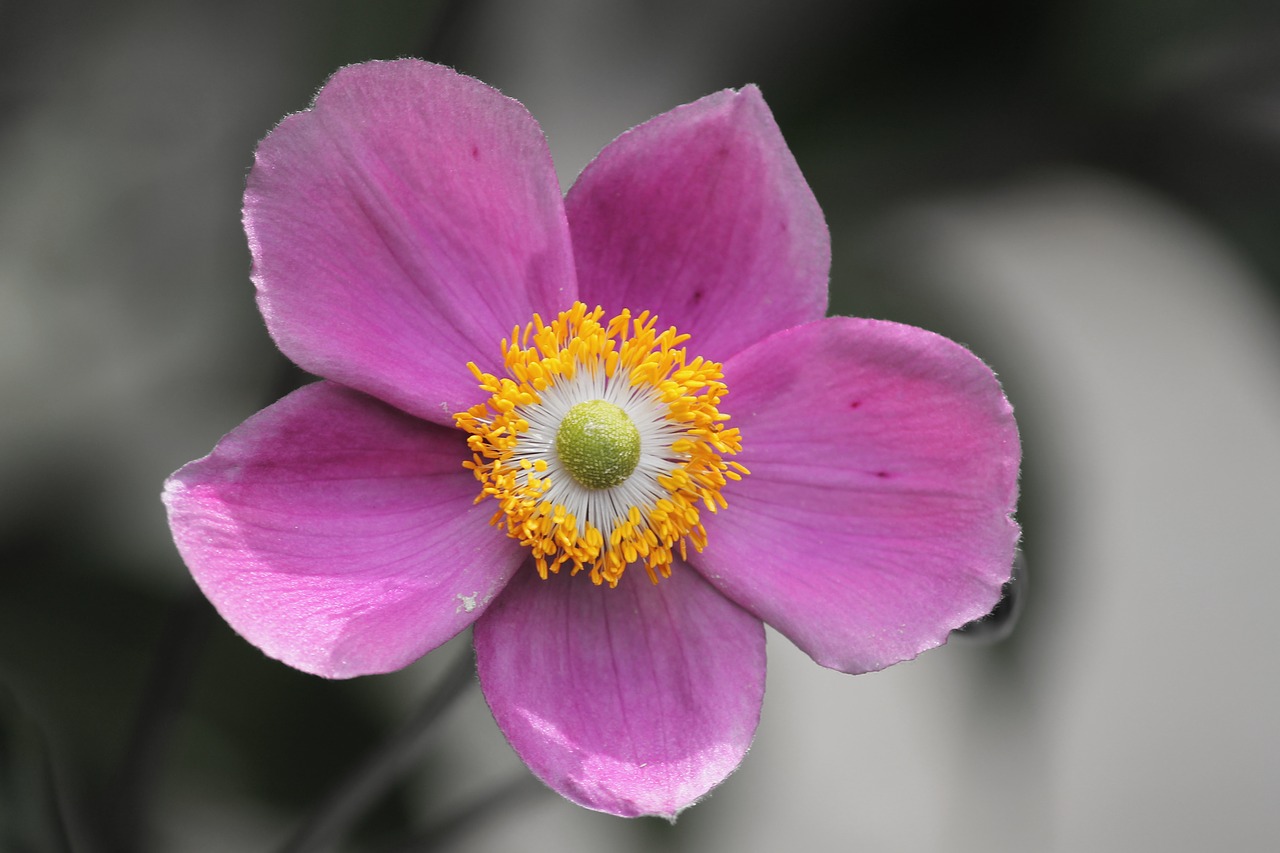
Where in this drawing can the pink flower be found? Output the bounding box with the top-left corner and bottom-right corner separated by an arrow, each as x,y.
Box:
163,60 -> 1020,818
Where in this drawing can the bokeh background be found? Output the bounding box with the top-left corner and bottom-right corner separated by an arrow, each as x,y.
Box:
3,1 -> 1279,851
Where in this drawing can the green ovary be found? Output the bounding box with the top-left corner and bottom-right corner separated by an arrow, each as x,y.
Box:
555,399 -> 641,490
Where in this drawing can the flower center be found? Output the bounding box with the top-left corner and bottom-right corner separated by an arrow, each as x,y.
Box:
454,302 -> 747,587
555,400 -> 641,489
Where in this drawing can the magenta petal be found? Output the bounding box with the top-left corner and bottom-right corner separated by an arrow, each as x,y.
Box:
695,318 -> 1021,674
474,564 -> 765,818
246,60 -> 576,425
162,382 -> 525,678
565,86 -> 829,359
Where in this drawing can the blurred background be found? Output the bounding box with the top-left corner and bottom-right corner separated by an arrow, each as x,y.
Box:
3,0 -> 1279,850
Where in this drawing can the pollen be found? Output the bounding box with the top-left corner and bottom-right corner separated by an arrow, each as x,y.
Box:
454,302 -> 747,587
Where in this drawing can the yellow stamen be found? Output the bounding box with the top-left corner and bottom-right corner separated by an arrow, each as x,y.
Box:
454,302 -> 747,587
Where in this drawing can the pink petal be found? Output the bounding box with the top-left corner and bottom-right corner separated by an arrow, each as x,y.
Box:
695,317 -> 1020,674
565,86 -> 828,361
245,60 -> 577,426
473,563 -> 765,818
162,382 -> 525,678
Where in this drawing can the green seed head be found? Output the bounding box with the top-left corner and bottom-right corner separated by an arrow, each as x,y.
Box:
555,399 -> 641,490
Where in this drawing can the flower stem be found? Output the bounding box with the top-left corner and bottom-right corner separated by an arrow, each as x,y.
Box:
377,774 -> 546,853
277,644 -> 478,853
107,590 -> 213,852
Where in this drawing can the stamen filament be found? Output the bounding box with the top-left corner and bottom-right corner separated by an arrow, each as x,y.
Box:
455,303 -> 747,586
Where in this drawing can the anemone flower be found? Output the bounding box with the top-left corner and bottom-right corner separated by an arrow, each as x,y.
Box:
163,59 -> 1020,818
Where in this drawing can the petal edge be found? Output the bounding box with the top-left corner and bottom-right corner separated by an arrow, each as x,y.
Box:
163,382 -> 526,678
695,317 -> 1020,673
474,563 -> 765,818
566,85 -> 829,359
246,60 -> 577,425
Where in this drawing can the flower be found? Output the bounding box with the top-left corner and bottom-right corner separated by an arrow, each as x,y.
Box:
163,59 -> 1020,818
